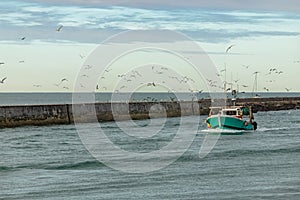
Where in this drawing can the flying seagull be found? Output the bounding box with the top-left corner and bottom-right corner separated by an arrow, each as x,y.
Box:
55,78 -> 68,86
56,25 -> 63,32
147,82 -> 156,87
285,88 -> 291,92
104,68 -> 112,73
0,77 -> 7,83
84,65 -> 92,70
60,78 -> 68,83
0,62 -> 4,65
20,37 -> 26,40
263,87 -> 269,92
226,45 -> 234,53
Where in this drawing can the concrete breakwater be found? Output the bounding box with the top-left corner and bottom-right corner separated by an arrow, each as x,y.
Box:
1,97 -> 300,128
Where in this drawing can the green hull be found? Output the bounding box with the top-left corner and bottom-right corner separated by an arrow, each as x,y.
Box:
206,115 -> 255,130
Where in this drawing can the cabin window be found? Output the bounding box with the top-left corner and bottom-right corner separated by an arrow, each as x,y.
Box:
211,109 -> 220,115
225,111 -> 236,115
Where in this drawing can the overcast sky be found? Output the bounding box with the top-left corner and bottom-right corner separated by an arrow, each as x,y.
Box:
0,0 -> 299,92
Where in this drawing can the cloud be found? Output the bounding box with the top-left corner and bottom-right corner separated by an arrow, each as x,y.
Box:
0,1 -> 300,44
20,0 -> 300,11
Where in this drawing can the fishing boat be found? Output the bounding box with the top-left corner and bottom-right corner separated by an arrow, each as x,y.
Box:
206,106 -> 257,131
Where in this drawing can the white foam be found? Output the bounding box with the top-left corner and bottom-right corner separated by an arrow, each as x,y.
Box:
200,128 -> 247,134
257,126 -> 294,132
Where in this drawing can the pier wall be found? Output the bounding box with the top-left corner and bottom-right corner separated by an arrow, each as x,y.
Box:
0,97 -> 300,128
229,97 -> 300,112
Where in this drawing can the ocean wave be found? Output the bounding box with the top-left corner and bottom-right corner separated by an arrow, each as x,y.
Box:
0,160 -> 105,172
176,145 -> 300,162
207,146 -> 300,159
44,160 -> 105,170
0,166 -> 14,172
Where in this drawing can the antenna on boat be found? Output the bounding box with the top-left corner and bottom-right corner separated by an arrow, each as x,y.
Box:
224,63 -> 227,93
252,72 -> 259,97
221,63 -> 227,108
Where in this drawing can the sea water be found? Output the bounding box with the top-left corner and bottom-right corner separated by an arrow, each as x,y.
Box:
1,92 -> 300,106
1,107 -> 299,199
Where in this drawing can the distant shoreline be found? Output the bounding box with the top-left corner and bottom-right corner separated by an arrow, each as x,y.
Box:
1,92 -> 300,107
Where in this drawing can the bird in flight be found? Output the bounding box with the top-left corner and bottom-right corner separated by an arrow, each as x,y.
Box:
0,62 -> 4,65
265,71 -> 272,75
56,25 -> 63,32
33,84 -> 42,87
20,37 -> 26,40
104,68 -> 112,73
263,87 -> 269,92
84,64 -> 92,70
285,88 -> 291,92
0,77 -> 7,83
147,82 -> 156,87
226,45 -> 234,53
54,78 -> 68,86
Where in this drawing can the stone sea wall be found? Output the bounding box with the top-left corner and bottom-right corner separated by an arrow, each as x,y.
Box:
0,97 -> 300,128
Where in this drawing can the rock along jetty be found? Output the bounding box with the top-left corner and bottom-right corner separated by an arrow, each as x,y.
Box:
0,97 -> 300,128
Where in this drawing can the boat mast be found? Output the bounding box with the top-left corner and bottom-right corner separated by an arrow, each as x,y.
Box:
252,72 -> 259,97
224,63 -> 227,107
224,63 -> 227,93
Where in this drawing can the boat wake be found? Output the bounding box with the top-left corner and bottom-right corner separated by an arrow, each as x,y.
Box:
256,125 -> 300,132
201,124 -> 300,134
200,128 -> 248,134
